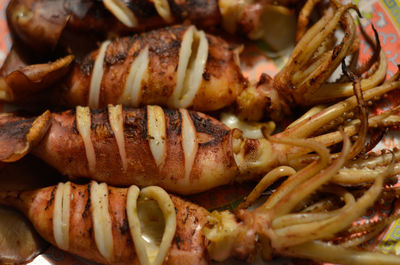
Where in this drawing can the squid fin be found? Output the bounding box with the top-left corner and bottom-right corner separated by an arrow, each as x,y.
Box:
0,55 -> 74,102
0,110 -> 52,162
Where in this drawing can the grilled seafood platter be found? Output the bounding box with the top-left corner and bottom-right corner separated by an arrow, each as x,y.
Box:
6,0 -> 302,52
2,0 -> 400,265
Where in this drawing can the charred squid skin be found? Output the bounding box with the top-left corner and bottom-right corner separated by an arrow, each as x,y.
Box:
0,110 -> 52,162
28,106 -> 239,195
1,80 -> 400,194
6,0 -> 303,52
0,104 -> 280,194
0,182 -> 210,265
6,0 -> 71,51
0,24 -> 258,118
62,25 -> 244,112
6,0 -> 220,52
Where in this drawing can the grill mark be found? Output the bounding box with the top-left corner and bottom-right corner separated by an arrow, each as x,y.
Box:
176,235 -> 182,250
124,108 -> 147,140
45,186 -> 57,211
79,56 -> 94,76
183,206 -> 190,224
164,109 -> 182,136
91,109 -> 113,137
104,112 -> 114,136
189,112 -> 229,139
82,183 -> 91,219
120,218 -> 129,235
104,38 -> 132,65
198,139 -> 223,147
202,72 -> 211,81
149,38 -> 181,55
0,118 -> 35,138
72,116 -> 79,134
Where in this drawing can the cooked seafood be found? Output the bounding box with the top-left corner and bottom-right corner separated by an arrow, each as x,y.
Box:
6,0 -> 302,51
1,0 -> 400,264
1,170 -> 400,265
1,75 -> 400,194
0,206 -> 47,264
63,25 -> 243,111
274,0 -> 387,107
1,0 -> 387,122
0,181 -> 209,265
1,25 -> 245,112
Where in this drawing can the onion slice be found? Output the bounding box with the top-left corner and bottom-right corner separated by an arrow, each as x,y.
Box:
170,26 -> 195,108
76,106 -> 96,174
108,105 -> 127,171
154,0 -> 173,23
147,106 -> 166,167
127,185 -> 176,265
89,40 -> 111,108
180,109 -> 198,184
120,46 -> 149,107
180,30 -> 208,108
103,0 -> 138,27
91,182 -> 114,262
53,182 -> 71,250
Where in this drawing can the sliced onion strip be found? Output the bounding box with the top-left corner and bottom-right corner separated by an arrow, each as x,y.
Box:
76,106 -> 96,174
180,30 -> 208,108
89,40 -> 111,108
121,46 -> 149,107
108,105 -> 127,171
147,106 -> 166,167
180,109 -> 198,184
91,182 -> 114,262
53,182 -> 71,250
103,0 -> 138,27
153,0 -> 173,23
127,185 -> 176,265
170,26 -> 195,108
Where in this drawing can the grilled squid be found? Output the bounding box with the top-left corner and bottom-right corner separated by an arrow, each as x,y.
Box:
2,0 -> 387,122
64,25 -> 243,111
1,77 -> 400,194
6,0 -> 302,52
1,25 -> 247,113
0,181 -> 209,265
1,169 -> 400,265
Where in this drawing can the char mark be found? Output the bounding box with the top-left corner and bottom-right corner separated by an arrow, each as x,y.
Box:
45,186 -> 57,211
164,109 -> 182,136
124,108 -> 147,141
189,112 -> 229,138
82,183 -> 91,219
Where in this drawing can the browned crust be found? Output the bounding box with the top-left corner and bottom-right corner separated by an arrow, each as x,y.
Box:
7,0 -> 220,52
0,111 -> 52,162
62,25 -> 244,111
0,55 -> 74,102
2,183 -> 209,265
31,107 -> 238,194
